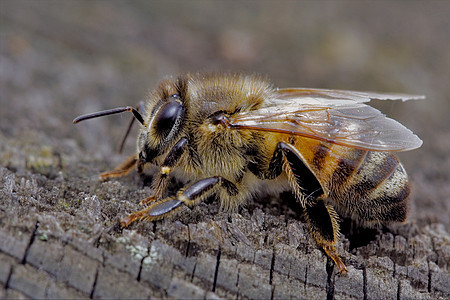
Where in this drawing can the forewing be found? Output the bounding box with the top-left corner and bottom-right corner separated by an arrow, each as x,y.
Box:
229,88 -> 423,151
275,88 -> 425,103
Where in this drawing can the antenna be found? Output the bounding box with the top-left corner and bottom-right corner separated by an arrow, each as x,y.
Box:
73,106 -> 145,125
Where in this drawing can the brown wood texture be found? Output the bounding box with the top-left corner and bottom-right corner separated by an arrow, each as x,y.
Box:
1,2 -> 449,299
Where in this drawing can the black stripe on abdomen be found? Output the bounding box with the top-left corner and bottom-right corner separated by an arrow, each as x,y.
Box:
330,149 -> 367,192
311,143 -> 331,172
344,152 -> 399,200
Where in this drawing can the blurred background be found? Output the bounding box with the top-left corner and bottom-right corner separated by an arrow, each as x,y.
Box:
1,1 -> 449,226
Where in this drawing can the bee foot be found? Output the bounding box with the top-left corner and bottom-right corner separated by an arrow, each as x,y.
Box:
120,208 -> 149,227
121,198 -> 184,227
323,245 -> 348,274
100,170 -> 129,181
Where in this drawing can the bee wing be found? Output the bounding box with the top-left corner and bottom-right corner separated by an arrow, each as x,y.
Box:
275,88 -> 425,103
229,88 -> 423,151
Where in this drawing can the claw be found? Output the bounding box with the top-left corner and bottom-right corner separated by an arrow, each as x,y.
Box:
323,245 -> 348,274
120,209 -> 147,227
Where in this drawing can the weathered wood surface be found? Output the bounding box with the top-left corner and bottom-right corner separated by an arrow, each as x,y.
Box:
1,2 -> 449,299
1,164 -> 449,299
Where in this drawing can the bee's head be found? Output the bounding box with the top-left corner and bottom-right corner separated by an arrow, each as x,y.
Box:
73,76 -> 188,168
137,77 -> 188,166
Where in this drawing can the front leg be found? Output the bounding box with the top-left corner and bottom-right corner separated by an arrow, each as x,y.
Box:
121,176 -> 237,227
101,138 -> 188,204
140,137 -> 188,205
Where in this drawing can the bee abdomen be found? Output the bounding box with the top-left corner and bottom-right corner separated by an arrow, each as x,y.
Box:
363,162 -> 410,223
331,151 -> 410,224
347,152 -> 400,198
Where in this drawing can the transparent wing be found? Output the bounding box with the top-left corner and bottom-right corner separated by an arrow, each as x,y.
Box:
229,88 -> 423,151
274,88 -> 425,103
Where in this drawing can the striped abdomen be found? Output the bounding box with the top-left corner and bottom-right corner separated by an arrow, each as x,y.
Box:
296,138 -> 410,226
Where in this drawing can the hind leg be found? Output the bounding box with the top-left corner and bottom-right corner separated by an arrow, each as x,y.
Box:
304,198 -> 347,273
276,142 -> 347,273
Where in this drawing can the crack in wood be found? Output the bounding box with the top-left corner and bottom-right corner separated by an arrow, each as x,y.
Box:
89,268 -> 99,299
269,248 -> 275,285
212,249 -> 221,292
137,247 -> 149,282
22,220 -> 39,264
4,265 -> 13,289
235,264 -> 239,287
363,267 -> 367,300
190,261 -> 197,282
325,257 -> 335,300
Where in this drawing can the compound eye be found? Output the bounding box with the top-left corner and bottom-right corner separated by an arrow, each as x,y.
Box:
154,100 -> 184,136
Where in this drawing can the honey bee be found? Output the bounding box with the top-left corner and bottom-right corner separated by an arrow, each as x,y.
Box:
73,73 -> 423,273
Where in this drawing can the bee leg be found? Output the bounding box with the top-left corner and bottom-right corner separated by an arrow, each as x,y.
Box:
121,197 -> 184,227
305,199 -> 347,274
277,142 -> 347,273
248,141 -> 284,180
121,176 -> 237,227
99,155 -> 137,181
277,142 -> 324,204
140,137 -> 188,205
175,176 -> 238,206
